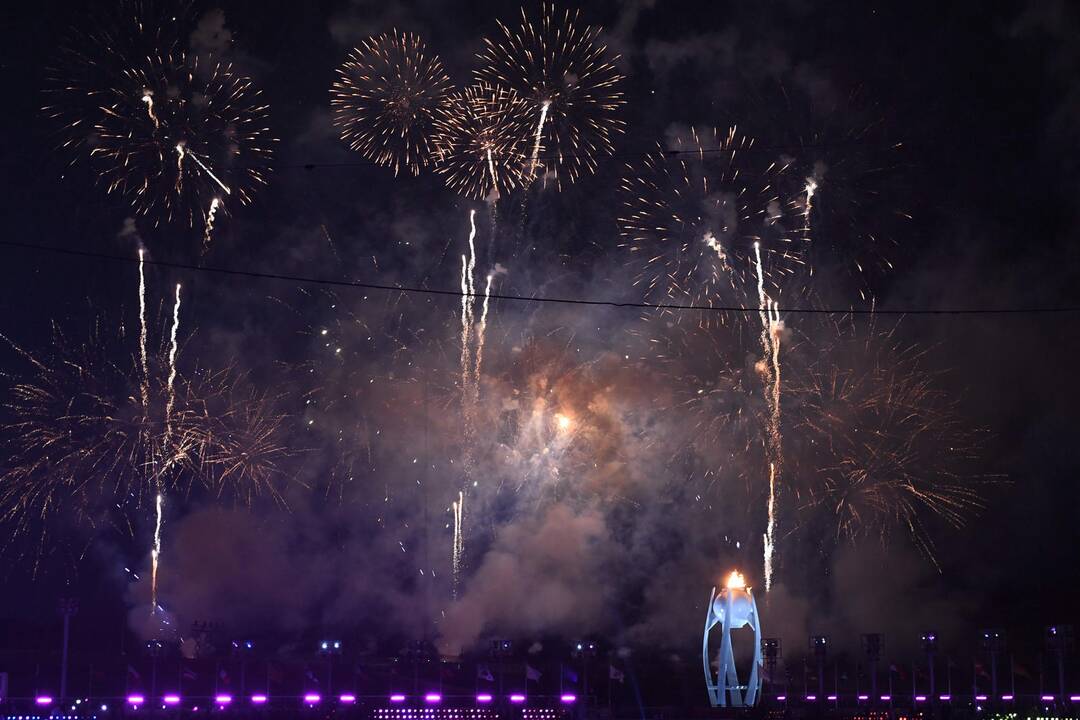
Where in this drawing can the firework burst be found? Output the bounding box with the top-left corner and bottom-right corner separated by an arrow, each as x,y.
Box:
44,5 -> 275,230
476,3 -> 626,189
432,84 -> 531,200
618,126 -> 808,329
784,318 -> 989,565
331,30 -> 453,177
0,316 -> 193,571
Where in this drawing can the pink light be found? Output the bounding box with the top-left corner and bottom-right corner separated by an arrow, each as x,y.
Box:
339,694 -> 356,704
560,694 -> 577,703
858,694 -> 869,701
389,694 -> 406,703
939,694 -> 952,701
164,694 -> 182,705
1002,695 -> 1014,701
128,695 -> 145,705
36,697 -> 53,706
424,693 -> 442,703
1070,695 -> 1080,702
509,694 -> 526,704
806,695 -> 817,701
476,694 -> 493,703
915,695 -> 927,702
250,695 -> 268,705
827,695 -> 837,701
975,694 -> 988,701
303,693 -> 322,704
881,695 -> 892,701
1042,695 -> 1055,702
776,695 -> 787,702
214,695 -> 233,705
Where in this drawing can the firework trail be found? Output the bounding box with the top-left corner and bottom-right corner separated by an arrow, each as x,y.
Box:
454,212 -> 483,591
451,490 -> 464,597
183,146 -> 232,196
202,197 -> 221,254
163,283 -> 181,447
474,274 -> 494,393
460,210 -> 478,420
141,89 -> 159,129
476,3 -> 626,189
331,31 -> 453,176
803,176 -> 818,228
763,462 -> 776,593
528,100 -> 551,179
151,282 -> 180,611
754,243 -> 784,592
138,248 -> 150,412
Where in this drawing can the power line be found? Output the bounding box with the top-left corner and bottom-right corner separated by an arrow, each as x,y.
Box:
1,238 -> 1077,317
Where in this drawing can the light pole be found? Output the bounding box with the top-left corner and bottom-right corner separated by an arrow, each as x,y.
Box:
922,632 -> 939,702
862,633 -> 883,701
146,640 -> 164,698
981,629 -> 1005,698
762,638 -> 782,696
58,598 -> 78,702
233,641 -> 255,696
572,641 -> 598,718
319,640 -> 342,694
1047,625 -> 1074,699
810,636 -> 828,699
489,639 -> 512,700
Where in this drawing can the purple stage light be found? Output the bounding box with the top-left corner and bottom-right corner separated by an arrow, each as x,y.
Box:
939,694 -> 952,701
389,694 -> 406,703
857,695 -> 869,701
1042,695 -> 1055,702
214,695 -> 233,705
827,695 -> 838,702
776,695 -> 787,702
164,694 -> 181,706
251,695 -> 268,705
303,693 -> 322,704
36,697 -> 54,706
424,693 -> 442,703
339,694 -> 356,704
560,694 -> 577,703
127,695 -> 145,705
975,694 -> 988,701
509,694 -> 526,704
806,695 -> 817,701
1070,695 -> 1080,702
476,694 -> 493,703
915,695 -> 927,702
1002,695 -> 1014,701
880,695 -> 892,701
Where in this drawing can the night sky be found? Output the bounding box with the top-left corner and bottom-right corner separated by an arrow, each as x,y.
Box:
1,0 -> 1079,671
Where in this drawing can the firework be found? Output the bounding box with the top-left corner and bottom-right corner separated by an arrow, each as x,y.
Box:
331,31 -> 453,177
180,367 -> 294,506
618,127 -> 808,329
784,318 -> 988,566
44,6 -> 275,230
432,84 -> 531,200
752,243 -> 784,591
0,318 -> 188,572
734,82 -> 909,302
476,3 -> 626,189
